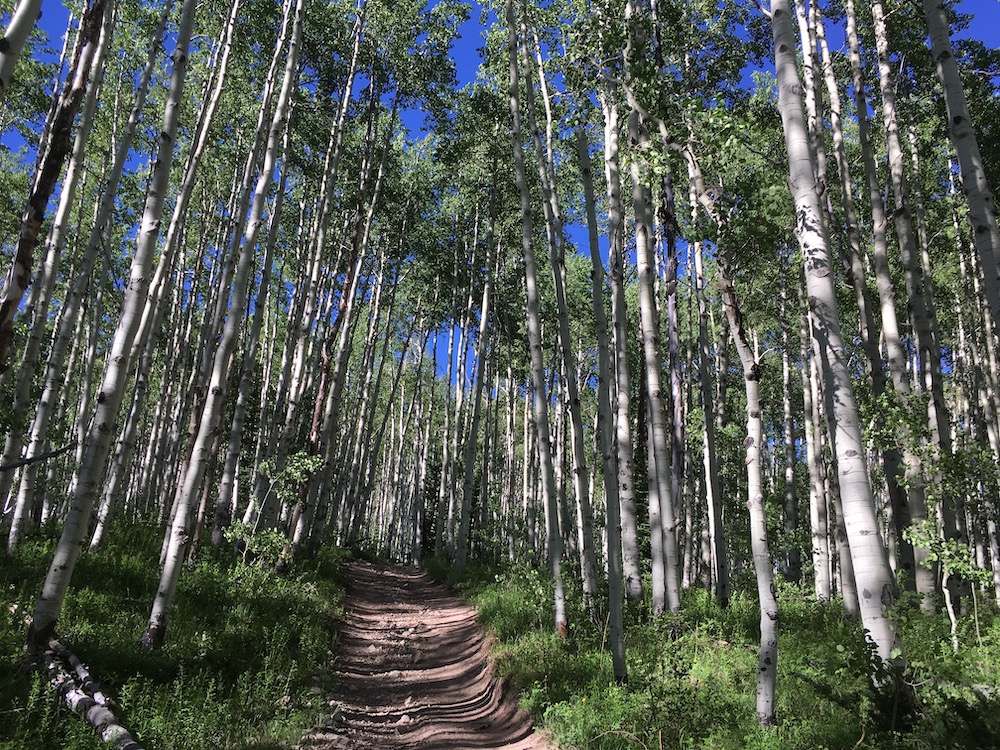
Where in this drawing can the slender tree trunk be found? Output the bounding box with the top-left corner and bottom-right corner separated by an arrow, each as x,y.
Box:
7,0 -> 170,550
579,125 -> 626,681
456,199 -> 496,570
0,0 -> 110,373
600,89 -> 642,601
624,0 -> 680,614
686,151 -> 731,606
842,0 -> 930,599
779,258 -> 800,582
506,0 -> 566,635
27,0 -> 198,652
771,0 -> 901,667
519,20 -> 597,605
140,0 -> 302,648
3,0 -> 113,545
719,260 -> 778,727
922,0 -> 1000,327
0,0 -> 44,104
871,0 -> 952,609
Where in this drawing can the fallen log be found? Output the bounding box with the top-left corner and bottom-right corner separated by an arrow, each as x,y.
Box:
44,638 -> 143,750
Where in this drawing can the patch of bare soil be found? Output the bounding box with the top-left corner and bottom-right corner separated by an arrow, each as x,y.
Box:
299,560 -> 555,750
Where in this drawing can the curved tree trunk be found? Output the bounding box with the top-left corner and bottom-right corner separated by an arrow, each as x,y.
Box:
720,259 -> 778,727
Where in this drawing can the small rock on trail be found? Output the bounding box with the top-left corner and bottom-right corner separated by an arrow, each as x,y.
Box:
299,560 -> 555,750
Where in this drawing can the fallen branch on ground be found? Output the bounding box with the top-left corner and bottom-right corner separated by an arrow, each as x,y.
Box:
44,638 -> 143,750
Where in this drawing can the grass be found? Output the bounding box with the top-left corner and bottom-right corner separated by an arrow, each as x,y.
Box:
425,558 -> 1000,750
6,525 -> 999,750
0,522 -> 348,750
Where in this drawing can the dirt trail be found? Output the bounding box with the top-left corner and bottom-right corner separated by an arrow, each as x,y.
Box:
299,560 -> 555,750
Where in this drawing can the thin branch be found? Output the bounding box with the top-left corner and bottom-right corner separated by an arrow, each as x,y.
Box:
0,440 -> 76,473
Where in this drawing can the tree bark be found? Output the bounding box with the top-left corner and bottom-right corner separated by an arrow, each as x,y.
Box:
600,87 -> 642,601
580,125 -> 626,682
923,0 -> 1000,328
0,0 -> 43,103
719,259 -> 778,727
770,0 -> 901,668
506,0 -> 566,635
0,0 -> 109,373
27,0 -> 198,653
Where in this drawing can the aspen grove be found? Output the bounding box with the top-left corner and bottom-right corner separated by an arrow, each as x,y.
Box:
2,0 -> 1000,747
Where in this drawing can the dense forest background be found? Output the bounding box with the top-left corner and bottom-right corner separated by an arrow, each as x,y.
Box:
2,0 -> 1000,747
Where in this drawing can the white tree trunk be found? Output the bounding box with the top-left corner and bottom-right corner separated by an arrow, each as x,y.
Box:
141,0 -> 303,648
771,0 -> 901,668
720,261 -> 778,727
0,0 -> 43,103
506,0 -> 566,635
923,0 -> 1000,328
600,90 -> 643,601
579,125 -> 626,681
27,0 -> 198,652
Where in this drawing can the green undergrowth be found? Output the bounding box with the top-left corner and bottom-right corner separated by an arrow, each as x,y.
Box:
0,522 -> 349,750
425,558 -> 1000,750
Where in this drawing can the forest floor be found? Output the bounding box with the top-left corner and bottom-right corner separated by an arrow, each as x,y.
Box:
299,560 -> 555,750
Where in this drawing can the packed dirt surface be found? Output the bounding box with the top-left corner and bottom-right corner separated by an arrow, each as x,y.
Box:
299,560 -> 555,750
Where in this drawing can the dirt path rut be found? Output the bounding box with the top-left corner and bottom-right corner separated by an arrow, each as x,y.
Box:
299,560 -> 554,750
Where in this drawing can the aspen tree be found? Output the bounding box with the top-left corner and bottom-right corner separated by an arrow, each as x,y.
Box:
520,10 -> 598,603
3,0 -> 114,548
456,196 -> 496,570
214,149 -> 291,545
6,0 -> 172,552
779,259 -> 800,581
873,0 -> 962,608
506,0 -> 566,635
719,259 -> 778,726
435,273 -> 459,555
923,0 -> 1000,328
252,5 -> 365,520
95,0 -> 249,550
686,151 -> 730,606
313,102 -> 396,548
579,124 -> 627,681
841,0 -> 932,600
624,0 -> 681,613
0,0 -> 42,103
770,0 -> 901,666
334,255 -> 393,528
0,6 -> 100,508
0,0 -> 110,373
599,62 -> 642,605
27,0 -> 198,652
141,0 -> 302,648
